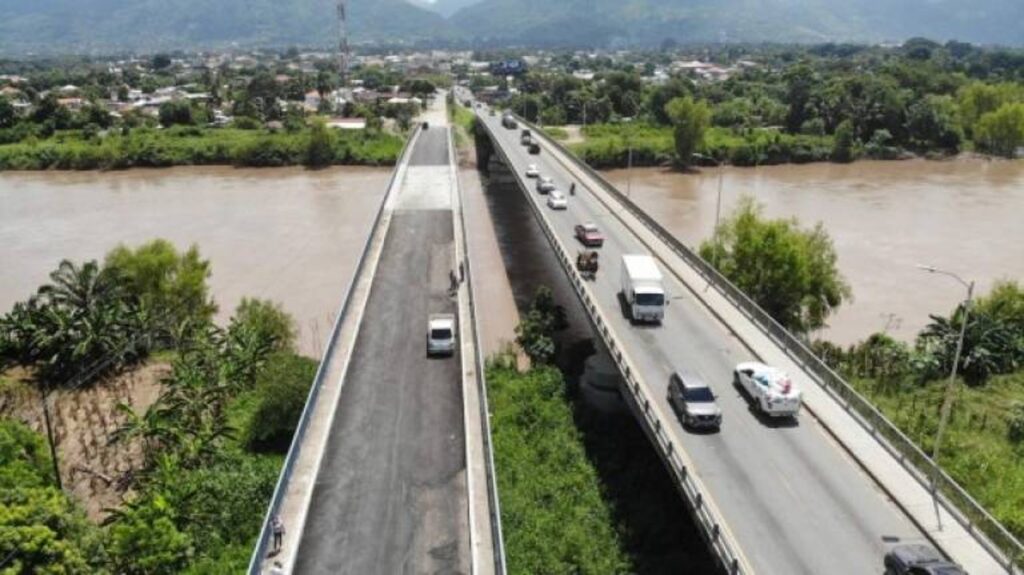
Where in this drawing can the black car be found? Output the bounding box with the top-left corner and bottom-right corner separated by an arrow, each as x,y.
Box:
528,142 -> 541,154
884,544 -> 967,575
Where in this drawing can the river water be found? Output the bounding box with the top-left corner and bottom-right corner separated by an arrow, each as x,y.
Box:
603,158 -> 1024,345
0,167 -> 390,357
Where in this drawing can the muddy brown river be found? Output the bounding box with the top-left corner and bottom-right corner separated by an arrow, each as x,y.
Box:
604,158 -> 1024,345
1,167 -> 390,357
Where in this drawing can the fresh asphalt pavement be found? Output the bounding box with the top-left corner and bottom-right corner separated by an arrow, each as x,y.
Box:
294,127 -> 468,574
481,112 -> 925,575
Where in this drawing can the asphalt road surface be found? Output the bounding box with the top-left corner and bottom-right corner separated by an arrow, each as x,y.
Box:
480,111 -> 925,575
294,128 -> 468,574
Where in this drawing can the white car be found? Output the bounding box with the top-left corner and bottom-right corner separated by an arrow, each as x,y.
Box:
525,164 -> 539,178
536,176 -> 556,194
547,190 -> 567,210
427,314 -> 456,357
733,362 -> 802,417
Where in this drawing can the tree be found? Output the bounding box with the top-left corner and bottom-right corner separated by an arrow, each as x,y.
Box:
151,54 -> 172,70
515,287 -> 567,365
244,352 -> 316,451
784,63 -> 815,133
831,119 -> 856,163
699,197 -> 851,334
305,118 -> 335,167
664,96 -> 711,168
158,100 -> 194,127
647,78 -> 691,125
905,95 -> 963,151
0,421 -> 106,574
104,239 -> 216,337
0,96 -> 16,129
108,495 -> 193,575
231,298 -> 296,354
974,102 -> 1024,158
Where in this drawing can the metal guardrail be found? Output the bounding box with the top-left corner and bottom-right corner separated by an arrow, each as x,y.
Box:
520,116 -> 1024,573
450,123 -> 508,574
247,125 -> 421,575
479,116 -> 746,575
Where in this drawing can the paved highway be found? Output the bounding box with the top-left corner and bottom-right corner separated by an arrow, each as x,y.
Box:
479,110 -> 926,574
294,128 -> 470,574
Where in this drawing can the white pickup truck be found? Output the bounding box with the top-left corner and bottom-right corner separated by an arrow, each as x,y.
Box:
427,314 -> 456,357
733,361 -> 802,417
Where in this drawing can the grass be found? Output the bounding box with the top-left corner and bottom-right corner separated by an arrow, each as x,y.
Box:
850,372 -> 1024,539
542,126 -> 569,141
487,359 -> 631,574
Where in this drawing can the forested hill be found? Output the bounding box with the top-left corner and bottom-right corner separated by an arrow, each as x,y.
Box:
0,0 -> 1021,54
450,0 -> 1024,47
0,0 -> 455,54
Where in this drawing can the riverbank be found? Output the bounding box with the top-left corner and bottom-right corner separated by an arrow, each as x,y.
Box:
602,158 -> 1024,345
551,122 -> 1014,170
0,125 -> 403,171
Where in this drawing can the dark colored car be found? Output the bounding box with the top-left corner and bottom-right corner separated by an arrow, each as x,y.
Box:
574,223 -> 605,247
528,142 -> 541,154
884,544 -> 967,575
668,372 -> 722,430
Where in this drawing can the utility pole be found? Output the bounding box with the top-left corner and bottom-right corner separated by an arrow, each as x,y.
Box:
336,0 -> 350,88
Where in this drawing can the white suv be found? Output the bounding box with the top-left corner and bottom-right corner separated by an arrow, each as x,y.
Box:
733,362 -> 801,417
427,314 -> 456,357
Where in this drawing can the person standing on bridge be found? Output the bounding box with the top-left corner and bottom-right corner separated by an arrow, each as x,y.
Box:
570,182 -> 576,196
449,269 -> 459,295
272,515 -> 285,552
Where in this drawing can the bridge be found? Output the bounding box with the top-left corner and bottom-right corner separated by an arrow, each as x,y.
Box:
472,102 -> 1021,574
247,98 -> 503,575
247,89 -> 1022,575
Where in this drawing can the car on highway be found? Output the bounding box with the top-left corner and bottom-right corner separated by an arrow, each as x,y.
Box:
525,164 -> 539,178
536,176 -> 556,194
883,544 -> 966,575
427,314 -> 456,357
520,129 -> 532,145
528,142 -> 541,154
574,223 -> 605,247
547,190 -> 568,210
733,361 -> 802,417
668,372 -> 722,430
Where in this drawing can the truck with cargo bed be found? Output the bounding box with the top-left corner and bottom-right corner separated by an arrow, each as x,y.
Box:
620,254 -> 666,323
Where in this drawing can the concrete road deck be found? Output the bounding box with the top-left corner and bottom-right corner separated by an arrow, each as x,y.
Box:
294,127 -> 471,575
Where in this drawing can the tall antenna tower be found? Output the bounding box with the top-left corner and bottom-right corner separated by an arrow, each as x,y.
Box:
336,0 -> 350,87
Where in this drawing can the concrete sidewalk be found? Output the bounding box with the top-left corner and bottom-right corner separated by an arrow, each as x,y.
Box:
535,132 -> 1013,575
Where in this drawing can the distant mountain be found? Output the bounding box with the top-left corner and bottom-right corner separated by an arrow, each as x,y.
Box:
425,0 -> 485,18
0,0 -> 1020,54
0,0 -> 455,54
449,0 -> 1024,47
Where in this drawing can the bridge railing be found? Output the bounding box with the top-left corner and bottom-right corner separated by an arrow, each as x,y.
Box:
518,116 -> 1023,573
246,125 -> 422,575
450,125 -> 508,574
479,116 -> 747,574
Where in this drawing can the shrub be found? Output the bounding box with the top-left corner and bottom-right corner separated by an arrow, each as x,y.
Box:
244,352 -> 316,452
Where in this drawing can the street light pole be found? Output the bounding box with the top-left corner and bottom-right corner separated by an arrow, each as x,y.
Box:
916,265 -> 974,468
693,153 -> 725,269
626,143 -> 633,198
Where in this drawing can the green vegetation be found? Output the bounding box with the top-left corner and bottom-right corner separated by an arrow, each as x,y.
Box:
664,96 -> 711,167
488,360 -> 631,574
0,126 -> 402,170
514,287 -> 568,365
0,239 -> 319,572
701,197 -> 851,334
542,126 -> 569,141
808,282 -> 1024,539
0,420 -> 107,574
499,43 -> 1024,168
